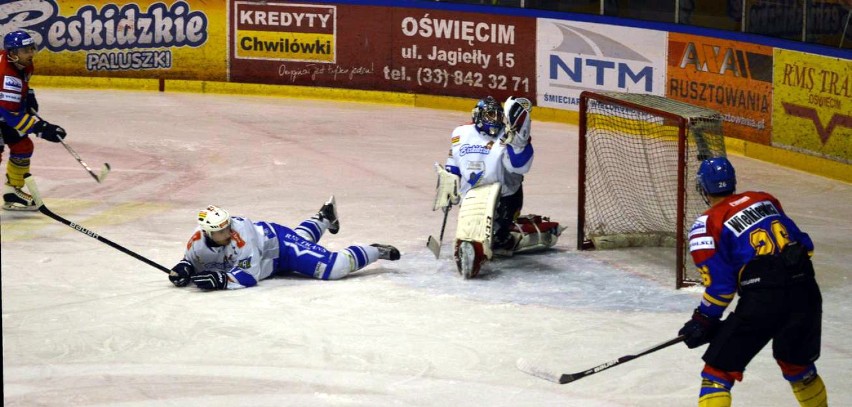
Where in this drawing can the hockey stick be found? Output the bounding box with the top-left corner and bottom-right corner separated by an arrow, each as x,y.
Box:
59,138 -> 111,183
32,111 -> 110,183
23,174 -> 170,274
426,204 -> 450,259
516,335 -> 686,384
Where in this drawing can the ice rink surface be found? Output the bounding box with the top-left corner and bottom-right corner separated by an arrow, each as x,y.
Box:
2,89 -> 850,406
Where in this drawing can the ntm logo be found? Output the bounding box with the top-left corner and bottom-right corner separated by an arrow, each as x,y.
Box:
547,23 -> 655,92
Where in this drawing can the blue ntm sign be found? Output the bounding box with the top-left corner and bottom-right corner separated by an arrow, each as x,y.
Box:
549,55 -> 654,92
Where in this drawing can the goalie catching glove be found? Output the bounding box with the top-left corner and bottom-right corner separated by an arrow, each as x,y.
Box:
501,96 -> 532,149
433,162 -> 460,211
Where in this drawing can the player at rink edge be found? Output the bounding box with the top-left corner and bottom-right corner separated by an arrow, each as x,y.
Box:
678,157 -> 828,407
0,30 -> 68,211
435,95 -> 563,279
169,197 -> 400,290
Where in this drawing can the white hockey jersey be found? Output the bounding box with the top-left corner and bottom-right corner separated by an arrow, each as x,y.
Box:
445,124 -> 533,198
183,216 -> 280,289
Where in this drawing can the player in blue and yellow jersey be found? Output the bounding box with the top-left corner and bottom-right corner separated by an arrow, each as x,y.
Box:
678,157 -> 827,407
0,30 -> 67,210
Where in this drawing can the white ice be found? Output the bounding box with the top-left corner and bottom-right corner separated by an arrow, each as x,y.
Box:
2,89 -> 850,406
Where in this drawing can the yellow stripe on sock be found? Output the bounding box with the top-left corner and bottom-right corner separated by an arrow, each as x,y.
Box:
791,374 -> 828,407
6,159 -> 30,187
698,391 -> 732,407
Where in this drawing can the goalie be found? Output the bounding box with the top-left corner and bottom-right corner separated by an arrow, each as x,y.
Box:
434,95 -> 563,278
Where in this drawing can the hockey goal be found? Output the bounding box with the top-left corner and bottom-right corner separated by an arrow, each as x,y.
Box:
577,91 -> 726,288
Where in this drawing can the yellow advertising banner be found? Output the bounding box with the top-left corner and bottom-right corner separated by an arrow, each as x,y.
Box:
773,49 -> 851,162
1,0 -> 227,81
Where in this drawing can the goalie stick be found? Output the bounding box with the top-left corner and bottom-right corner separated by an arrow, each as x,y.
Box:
426,204 -> 450,259
23,174 -> 170,274
516,335 -> 685,384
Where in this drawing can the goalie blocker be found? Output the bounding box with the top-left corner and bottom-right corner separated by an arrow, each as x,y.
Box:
453,183 -> 564,278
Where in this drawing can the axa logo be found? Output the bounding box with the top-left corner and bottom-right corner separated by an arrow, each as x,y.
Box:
546,22 -> 655,92
783,103 -> 852,145
676,42 -> 771,82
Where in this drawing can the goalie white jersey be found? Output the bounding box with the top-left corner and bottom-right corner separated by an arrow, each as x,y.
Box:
445,123 -> 534,198
183,216 -> 279,289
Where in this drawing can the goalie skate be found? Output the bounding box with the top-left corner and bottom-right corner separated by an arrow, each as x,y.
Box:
455,240 -> 485,279
510,215 -> 564,254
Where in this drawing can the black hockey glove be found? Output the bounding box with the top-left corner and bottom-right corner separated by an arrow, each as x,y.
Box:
32,120 -> 67,143
678,309 -> 721,349
169,259 -> 195,287
191,270 -> 229,290
26,88 -> 38,114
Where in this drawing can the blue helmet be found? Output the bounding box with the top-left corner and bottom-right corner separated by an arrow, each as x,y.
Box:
4,30 -> 35,51
472,96 -> 505,137
697,157 -> 736,195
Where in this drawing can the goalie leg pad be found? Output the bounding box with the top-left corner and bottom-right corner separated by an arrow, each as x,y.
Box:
454,182 -> 501,261
453,183 -> 500,278
510,215 -> 565,254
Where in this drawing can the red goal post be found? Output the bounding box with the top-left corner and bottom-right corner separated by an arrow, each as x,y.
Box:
577,91 -> 726,288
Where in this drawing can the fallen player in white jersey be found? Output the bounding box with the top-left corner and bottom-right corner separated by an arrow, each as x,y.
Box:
169,197 -> 400,290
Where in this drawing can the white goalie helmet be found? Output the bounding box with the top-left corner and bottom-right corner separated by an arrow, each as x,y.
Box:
198,205 -> 231,233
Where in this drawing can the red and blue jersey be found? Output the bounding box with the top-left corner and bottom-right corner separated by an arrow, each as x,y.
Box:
0,50 -> 37,134
688,191 -> 814,318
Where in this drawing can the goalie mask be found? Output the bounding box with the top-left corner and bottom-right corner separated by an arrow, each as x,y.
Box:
472,96 -> 505,138
198,205 -> 231,234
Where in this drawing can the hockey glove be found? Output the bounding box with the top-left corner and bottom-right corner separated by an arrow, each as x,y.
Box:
503,96 -> 532,148
433,163 -> 460,211
679,308 -> 721,349
26,89 -> 38,114
32,120 -> 67,143
191,270 -> 229,290
169,259 -> 195,287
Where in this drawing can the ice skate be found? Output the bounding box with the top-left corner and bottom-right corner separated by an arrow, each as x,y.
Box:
455,240 -> 485,279
491,233 -> 518,257
314,195 -> 339,234
3,185 -> 37,211
371,243 -> 400,260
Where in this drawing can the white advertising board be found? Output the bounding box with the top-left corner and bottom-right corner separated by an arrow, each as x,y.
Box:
536,19 -> 668,111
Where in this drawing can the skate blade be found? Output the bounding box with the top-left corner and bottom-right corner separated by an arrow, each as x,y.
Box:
3,203 -> 38,211
458,241 -> 475,279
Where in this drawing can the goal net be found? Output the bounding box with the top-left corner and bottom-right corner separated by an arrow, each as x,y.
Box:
577,91 -> 726,288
